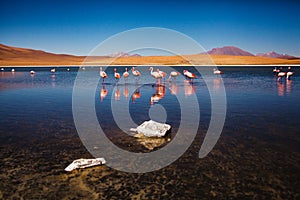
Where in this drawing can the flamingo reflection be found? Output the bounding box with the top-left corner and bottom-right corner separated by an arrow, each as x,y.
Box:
277,81 -> 284,96
114,85 -> 121,101
100,85 -> 108,101
123,83 -> 129,99
51,74 -> 56,87
286,79 -> 292,95
150,84 -> 166,105
184,80 -> 195,96
169,81 -> 179,95
132,83 -> 141,102
213,78 -> 222,90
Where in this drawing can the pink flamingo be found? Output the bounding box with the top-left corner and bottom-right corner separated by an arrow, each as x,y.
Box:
183,70 -> 197,82
157,69 -> 167,80
213,68 -> 223,74
277,71 -> 286,81
168,71 -> 181,81
123,68 -> 129,80
114,68 -> 121,82
131,67 -> 141,82
286,67 -> 294,80
149,67 -> 162,84
99,66 -> 108,83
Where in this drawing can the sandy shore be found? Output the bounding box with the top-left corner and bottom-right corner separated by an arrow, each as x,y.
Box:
1,54 -> 300,66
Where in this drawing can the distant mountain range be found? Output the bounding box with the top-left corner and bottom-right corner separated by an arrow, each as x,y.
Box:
205,46 -> 298,59
0,43 -> 299,66
256,51 -> 298,59
108,51 -> 141,58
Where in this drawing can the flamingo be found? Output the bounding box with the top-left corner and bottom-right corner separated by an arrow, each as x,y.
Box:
149,67 -> 162,84
277,71 -> 286,81
67,68 -> 70,72
213,68 -> 223,74
50,68 -> 55,73
11,68 -> 15,72
99,67 -> 108,83
157,69 -> 167,80
131,67 -> 141,81
168,71 -> 181,81
273,67 -> 280,75
123,68 -> 129,80
286,67 -> 294,80
30,70 -> 35,74
183,70 -> 197,81
1,68 -> 4,71
114,68 -> 121,81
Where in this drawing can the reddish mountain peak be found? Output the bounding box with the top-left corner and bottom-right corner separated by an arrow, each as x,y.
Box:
207,46 -> 254,56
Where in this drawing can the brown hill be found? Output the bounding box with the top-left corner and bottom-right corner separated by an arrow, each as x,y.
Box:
0,44 -> 87,65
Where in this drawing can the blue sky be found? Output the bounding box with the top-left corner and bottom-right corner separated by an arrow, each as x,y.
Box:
1,0 -> 300,56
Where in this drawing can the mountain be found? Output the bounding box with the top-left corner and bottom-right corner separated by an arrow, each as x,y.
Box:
1,43 -> 300,65
0,43 -> 86,65
206,46 -> 254,56
256,51 -> 298,59
0,43 -> 84,61
108,51 -> 141,58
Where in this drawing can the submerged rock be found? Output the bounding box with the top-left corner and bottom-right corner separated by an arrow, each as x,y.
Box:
131,120 -> 171,138
64,158 -> 106,172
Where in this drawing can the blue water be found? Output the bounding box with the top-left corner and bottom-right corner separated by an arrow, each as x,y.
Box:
0,66 -> 299,199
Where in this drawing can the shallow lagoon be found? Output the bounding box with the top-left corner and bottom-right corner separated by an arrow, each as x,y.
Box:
0,66 -> 299,199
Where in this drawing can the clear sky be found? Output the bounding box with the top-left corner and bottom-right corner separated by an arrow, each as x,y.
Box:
1,0 -> 300,56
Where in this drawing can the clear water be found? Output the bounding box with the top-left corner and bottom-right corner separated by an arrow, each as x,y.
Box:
0,66 -> 299,199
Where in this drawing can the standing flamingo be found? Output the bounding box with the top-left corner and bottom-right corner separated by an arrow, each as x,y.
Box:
168,71 -> 181,81
99,66 -> 108,83
149,67 -> 162,84
50,68 -> 55,73
131,67 -> 141,81
183,70 -> 197,82
286,67 -> 294,80
157,69 -> 167,81
273,67 -> 280,75
213,68 -> 223,74
277,71 -> 286,81
114,68 -> 121,82
123,68 -> 129,80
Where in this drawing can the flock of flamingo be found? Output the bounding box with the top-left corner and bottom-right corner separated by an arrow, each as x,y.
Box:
273,67 -> 294,81
2,66 -> 295,83
97,66 -> 224,104
99,66 -> 223,84
99,74 -> 199,104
